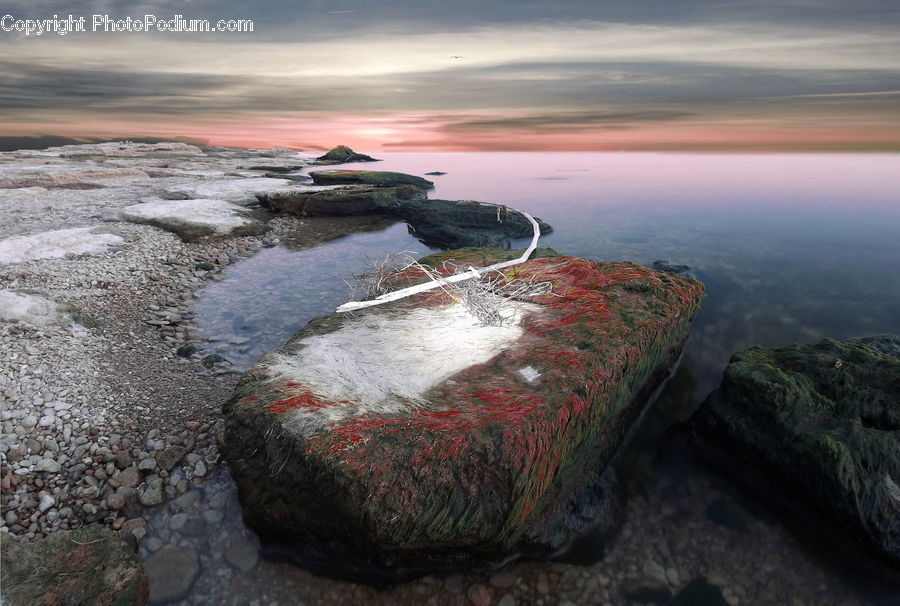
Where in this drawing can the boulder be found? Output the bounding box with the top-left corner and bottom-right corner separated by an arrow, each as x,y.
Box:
0,524 -> 148,606
257,184 -> 426,216
385,199 -> 553,249
313,145 -> 380,164
110,198 -> 270,242
223,248 -> 704,578
310,169 -> 434,189
0,226 -> 124,265
691,335 -> 900,567
0,290 -> 71,326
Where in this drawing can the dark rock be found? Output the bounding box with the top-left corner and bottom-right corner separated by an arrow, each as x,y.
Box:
650,259 -> 694,278
623,575 -> 672,604
257,184 -> 425,217
704,498 -> 750,532
692,335 -> 900,565
202,354 -> 227,368
176,344 -> 197,358
224,534 -> 259,572
195,261 -> 215,271
0,524 -> 148,606
669,578 -> 728,606
309,169 -> 433,189
155,445 -> 187,471
144,546 -> 200,603
314,145 -> 379,164
223,249 -> 704,579
383,199 -> 553,249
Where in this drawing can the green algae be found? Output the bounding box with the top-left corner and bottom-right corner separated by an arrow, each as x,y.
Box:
696,336 -> 900,563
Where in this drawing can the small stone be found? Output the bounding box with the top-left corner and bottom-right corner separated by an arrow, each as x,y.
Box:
144,546 -> 200,603
155,446 -> 186,472
22,415 -> 37,428
38,494 -> 55,513
35,458 -> 61,473
224,534 -> 259,572
138,457 -> 157,472
144,536 -> 164,552
444,574 -> 464,593
115,451 -> 133,470
193,460 -> 207,477
38,415 -> 55,427
497,595 -> 516,606
117,467 -> 141,488
106,494 -> 126,511
139,478 -> 166,507
467,583 -> 492,606
489,571 -> 517,589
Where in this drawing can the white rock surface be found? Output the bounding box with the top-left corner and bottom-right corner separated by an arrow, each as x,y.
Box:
0,227 -> 123,265
110,198 -> 266,240
0,290 -> 70,326
267,301 -> 539,437
165,177 -> 303,205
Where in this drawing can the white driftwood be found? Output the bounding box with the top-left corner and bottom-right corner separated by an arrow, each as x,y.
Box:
336,208 -> 541,313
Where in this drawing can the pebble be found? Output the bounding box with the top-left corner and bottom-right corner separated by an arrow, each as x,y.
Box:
38,494 -> 55,512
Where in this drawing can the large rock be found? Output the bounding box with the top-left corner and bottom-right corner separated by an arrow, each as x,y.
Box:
0,524 -> 148,605
257,184 -> 426,216
0,226 -> 124,264
110,198 -> 270,242
313,145 -> 380,164
385,198 -> 553,248
310,169 -> 434,189
691,336 -> 900,568
223,248 -> 704,578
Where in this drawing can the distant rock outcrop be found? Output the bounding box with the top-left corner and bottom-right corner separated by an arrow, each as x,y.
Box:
223,248 -> 704,579
257,184 -> 426,216
314,145 -> 380,165
310,169 -> 434,189
691,335 -> 900,569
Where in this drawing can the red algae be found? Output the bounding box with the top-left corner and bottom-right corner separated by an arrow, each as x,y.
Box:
224,249 -> 704,564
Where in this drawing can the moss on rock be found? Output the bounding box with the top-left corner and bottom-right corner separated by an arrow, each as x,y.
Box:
692,336 -> 900,565
223,250 -> 704,578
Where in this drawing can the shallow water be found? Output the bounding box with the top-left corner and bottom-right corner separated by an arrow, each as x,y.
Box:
180,153 -> 900,604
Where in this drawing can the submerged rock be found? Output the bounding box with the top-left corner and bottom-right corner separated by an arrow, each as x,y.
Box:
314,145 -> 380,164
384,199 -> 553,248
223,248 -> 704,578
0,524 -> 148,605
110,198 -> 271,242
257,184 -> 426,216
691,335 -> 900,567
310,169 -> 434,189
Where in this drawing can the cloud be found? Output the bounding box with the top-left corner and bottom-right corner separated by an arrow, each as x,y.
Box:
446,110 -> 696,132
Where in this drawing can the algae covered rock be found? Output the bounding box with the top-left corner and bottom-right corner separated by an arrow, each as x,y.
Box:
385,198 -> 553,248
0,524 -> 148,605
692,336 -> 900,565
314,145 -> 379,164
223,248 -> 704,578
257,184 -> 426,216
310,169 -> 434,189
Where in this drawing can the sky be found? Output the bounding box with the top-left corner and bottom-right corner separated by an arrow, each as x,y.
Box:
1,0 -> 899,151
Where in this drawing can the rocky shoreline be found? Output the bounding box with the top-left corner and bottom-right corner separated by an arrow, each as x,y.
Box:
0,143 -> 391,548
1,142 -> 890,605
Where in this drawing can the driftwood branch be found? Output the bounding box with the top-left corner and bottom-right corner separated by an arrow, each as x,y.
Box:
336,207 -> 541,313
